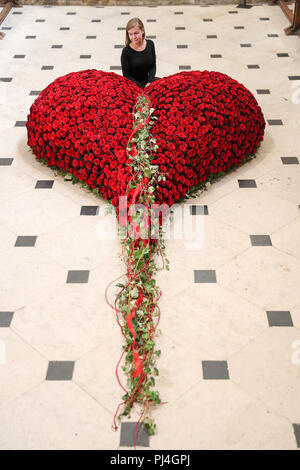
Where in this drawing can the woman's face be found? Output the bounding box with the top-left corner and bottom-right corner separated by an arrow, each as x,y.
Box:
128,25 -> 144,44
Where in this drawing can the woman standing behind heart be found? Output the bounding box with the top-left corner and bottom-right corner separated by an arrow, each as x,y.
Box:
121,17 -> 160,89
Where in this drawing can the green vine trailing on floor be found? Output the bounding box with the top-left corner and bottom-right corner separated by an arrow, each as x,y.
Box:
29,93 -> 260,443
109,93 -> 169,440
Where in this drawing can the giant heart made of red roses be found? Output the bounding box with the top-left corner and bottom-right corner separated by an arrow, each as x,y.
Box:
26,69 -> 265,207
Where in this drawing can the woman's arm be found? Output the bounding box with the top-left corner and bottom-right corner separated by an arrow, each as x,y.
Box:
148,41 -> 156,83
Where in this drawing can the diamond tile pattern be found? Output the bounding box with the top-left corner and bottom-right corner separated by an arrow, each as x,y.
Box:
1,3 -> 299,451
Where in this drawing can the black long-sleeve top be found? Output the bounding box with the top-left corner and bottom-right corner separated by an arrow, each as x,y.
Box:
121,39 -> 156,89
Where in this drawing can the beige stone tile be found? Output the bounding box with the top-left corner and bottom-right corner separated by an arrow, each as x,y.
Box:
0,225 -> 17,255
256,166 -> 300,205
217,247 -> 300,311
0,381 -> 118,450
73,331 -> 133,419
0,248 -> 66,311
0,188 -> 80,235
0,164 -> 34,204
165,210 -> 250,268
229,328 -> 300,422
272,217 -> 300,261
0,329 -> 47,408
150,381 -> 296,450
157,280 -> 268,359
11,283 -> 119,361
291,302 -> 300,331
209,188 -> 298,235
37,215 -> 121,270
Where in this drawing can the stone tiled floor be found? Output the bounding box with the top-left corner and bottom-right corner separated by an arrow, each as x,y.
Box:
0,3 -> 300,450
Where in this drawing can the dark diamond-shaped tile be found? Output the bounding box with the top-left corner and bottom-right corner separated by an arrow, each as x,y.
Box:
247,64 -> 260,69
15,236 -> 37,247
0,158 -> 13,166
30,91 -> 41,96
80,206 -> 99,216
14,55 -> 25,58
194,270 -> 216,283
189,205 -> 209,215
177,45 -> 188,48
120,422 -> 149,447
26,35 -> 36,39
0,312 -> 14,328
268,34 -> 279,37
60,27 -> 70,30
268,119 -> 283,126
80,55 -> 91,59
35,180 -> 54,189
179,65 -> 191,70
202,361 -> 230,380
46,361 -> 75,380
281,157 -> 299,164
234,26 -> 245,29
277,53 -> 289,57
41,65 -> 54,70
0,77 -> 12,82
52,45 -> 63,48
175,27 -> 185,30
238,179 -> 257,188
240,43 -> 251,47
210,54 -> 222,58
288,75 -> 300,80
15,121 -> 26,127
86,35 -> 96,39
293,424 -> 300,448
267,311 -> 293,327
250,235 -> 272,246
256,89 -> 270,94
67,270 -> 89,283
207,35 -> 217,38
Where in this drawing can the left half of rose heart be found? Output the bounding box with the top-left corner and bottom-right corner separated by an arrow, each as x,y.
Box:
26,69 -> 141,206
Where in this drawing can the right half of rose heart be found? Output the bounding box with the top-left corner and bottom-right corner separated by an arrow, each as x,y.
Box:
147,70 -> 265,206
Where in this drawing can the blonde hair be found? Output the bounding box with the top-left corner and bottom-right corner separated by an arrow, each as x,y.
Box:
125,18 -> 145,46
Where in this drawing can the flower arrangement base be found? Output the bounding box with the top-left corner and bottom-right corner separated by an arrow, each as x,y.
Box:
26,69 -> 265,445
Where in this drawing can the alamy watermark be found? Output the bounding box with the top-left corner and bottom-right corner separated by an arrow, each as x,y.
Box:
291,340 -> 300,365
95,198 -> 205,251
291,80 -> 300,105
0,340 -> 5,365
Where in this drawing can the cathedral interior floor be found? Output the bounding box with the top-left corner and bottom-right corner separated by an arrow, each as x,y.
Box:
0,3 -> 300,450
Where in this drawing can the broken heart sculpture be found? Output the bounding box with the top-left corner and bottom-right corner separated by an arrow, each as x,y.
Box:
27,69 -> 265,441
27,69 -> 265,207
